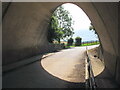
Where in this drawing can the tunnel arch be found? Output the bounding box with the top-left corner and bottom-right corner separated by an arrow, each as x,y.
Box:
47,2 -> 118,76
50,3 -> 100,43
2,2 -> 119,84
52,2 -> 115,53
42,3 -> 106,83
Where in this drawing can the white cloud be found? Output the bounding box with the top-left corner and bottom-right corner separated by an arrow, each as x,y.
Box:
62,3 -> 91,31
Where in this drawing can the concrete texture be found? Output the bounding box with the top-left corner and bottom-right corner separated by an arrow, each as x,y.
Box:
88,46 -> 105,77
2,2 -> 120,85
88,46 -> 119,88
3,52 -> 55,72
2,2 -> 62,65
116,3 -> 120,84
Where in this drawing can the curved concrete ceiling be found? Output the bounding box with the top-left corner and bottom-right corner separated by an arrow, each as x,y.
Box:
2,2 -> 119,83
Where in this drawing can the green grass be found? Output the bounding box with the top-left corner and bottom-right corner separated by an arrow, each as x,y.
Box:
81,42 -> 100,46
64,41 -> 100,48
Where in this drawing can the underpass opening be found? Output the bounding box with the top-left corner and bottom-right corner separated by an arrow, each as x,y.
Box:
42,3 -> 105,84
2,2 -> 119,88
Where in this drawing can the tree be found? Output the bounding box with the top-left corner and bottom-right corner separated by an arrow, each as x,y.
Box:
75,37 -> 82,46
89,23 -> 97,34
48,6 -> 74,43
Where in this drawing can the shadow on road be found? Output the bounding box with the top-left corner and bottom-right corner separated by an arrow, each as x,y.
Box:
3,56 -> 85,88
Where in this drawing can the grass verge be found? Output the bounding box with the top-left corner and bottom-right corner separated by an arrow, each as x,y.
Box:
65,42 -> 100,48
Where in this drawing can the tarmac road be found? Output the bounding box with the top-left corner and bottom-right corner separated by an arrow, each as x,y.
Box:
41,47 -> 87,83
3,45 -> 98,88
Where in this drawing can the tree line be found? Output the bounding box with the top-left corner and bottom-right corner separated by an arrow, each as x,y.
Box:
47,5 -> 98,46
47,5 -> 74,43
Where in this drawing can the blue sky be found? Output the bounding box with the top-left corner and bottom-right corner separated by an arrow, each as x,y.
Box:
62,3 -> 99,42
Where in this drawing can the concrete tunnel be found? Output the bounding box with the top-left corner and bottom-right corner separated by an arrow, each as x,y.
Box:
2,2 -> 120,86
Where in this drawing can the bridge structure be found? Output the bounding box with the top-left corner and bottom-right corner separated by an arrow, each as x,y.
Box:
2,2 -> 120,88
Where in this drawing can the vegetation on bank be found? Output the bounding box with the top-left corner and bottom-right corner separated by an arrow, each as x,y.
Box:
65,41 -> 100,49
47,5 -> 74,43
47,5 -> 100,49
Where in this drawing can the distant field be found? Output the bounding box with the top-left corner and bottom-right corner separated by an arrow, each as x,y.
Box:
65,41 -> 100,48
81,41 -> 100,46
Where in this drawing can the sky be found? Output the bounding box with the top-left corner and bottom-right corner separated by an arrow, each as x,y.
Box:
62,3 -> 99,42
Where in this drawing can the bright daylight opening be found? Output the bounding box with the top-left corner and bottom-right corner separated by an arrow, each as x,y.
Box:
63,3 -> 99,43
41,3 -> 105,83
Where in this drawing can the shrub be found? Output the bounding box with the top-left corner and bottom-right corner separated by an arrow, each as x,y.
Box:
75,37 -> 82,46
67,38 -> 74,46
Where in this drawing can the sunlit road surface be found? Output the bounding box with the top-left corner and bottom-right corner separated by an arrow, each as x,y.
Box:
3,45 -> 98,88
41,45 -> 99,83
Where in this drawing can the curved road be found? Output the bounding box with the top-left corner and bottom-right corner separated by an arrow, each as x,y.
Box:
3,45 -> 98,88
41,47 -> 86,83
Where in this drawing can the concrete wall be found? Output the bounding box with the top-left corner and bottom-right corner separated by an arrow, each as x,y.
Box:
2,2 -> 62,65
116,3 -> 120,84
78,2 -> 119,84
2,2 -> 120,84
93,3 -> 118,78
65,2 -> 119,81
